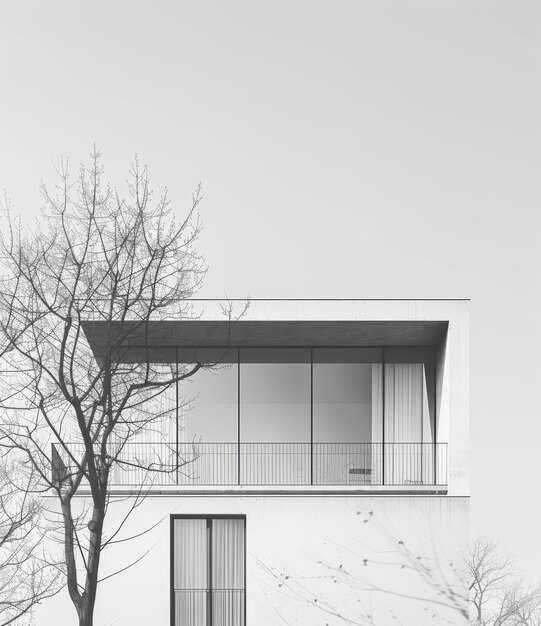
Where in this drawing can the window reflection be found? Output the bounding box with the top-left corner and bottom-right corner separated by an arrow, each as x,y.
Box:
240,348 -> 310,443
173,346 -> 435,445
178,349 -> 238,443
313,348 -> 383,444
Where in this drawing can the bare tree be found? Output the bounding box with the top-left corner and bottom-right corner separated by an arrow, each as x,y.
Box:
256,509 -> 469,625
0,458 -> 61,625
469,536 -> 541,625
0,148 -> 213,626
261,527 -> 541,625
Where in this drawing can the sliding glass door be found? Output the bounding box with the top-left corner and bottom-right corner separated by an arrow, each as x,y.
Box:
172,516 -> 245,626
313,348 -> 383,485
240,348 -> 311,484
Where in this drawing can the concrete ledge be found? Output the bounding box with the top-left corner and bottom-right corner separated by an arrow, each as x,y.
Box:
72,484 -> 449,497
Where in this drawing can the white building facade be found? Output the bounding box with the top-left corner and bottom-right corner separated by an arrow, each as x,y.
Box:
37,299 -> 469,626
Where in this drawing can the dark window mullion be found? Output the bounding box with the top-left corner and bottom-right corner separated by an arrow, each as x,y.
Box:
382,347 -> 386,486
310,347 -> 313,486
243,517 -> 246,626
238,348 -> 241,486
208,519 -> 212,626
175,347 -> 179,486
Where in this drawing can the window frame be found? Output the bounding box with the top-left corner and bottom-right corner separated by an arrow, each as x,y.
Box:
170,514 -> 247,626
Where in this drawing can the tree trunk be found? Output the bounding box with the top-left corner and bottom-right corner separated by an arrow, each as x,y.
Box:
78,504 -> 104,626
61,498 -> 82,614
61,497 -> 103,626
78,599 -> 95,626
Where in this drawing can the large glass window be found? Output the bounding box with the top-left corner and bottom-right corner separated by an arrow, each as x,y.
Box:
239,348 -> 310,443
111,344 -> 441,486
313,348 -> 383,444
173,346 -> 435,446
114,346 -> 178,443
177,349 -> 238,444
312,348 -> 383,485
111,347 -> 178,485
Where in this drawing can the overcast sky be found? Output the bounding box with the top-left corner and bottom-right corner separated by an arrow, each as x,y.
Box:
1,1 -> 540,576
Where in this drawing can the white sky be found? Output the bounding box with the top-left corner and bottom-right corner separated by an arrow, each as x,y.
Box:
1,1 -> 540,576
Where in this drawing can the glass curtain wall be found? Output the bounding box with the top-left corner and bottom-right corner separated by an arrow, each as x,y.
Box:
111,347 -> 178,486
177,349 -> 239,485
313,348 -> 383,484
239,348 -> 311,484
118,345 -> 438,486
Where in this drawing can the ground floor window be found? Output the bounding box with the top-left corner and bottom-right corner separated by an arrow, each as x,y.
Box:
171,515 -> 246,626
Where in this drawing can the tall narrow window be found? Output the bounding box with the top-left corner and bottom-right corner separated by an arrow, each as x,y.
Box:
172,516 -> 245,626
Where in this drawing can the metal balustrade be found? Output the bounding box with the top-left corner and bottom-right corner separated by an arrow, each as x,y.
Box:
173,590 -> 245,626
52,441 -> 448,487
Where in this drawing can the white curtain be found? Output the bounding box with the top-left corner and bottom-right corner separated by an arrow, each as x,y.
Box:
384,363 -> 424,443
383,363 -> 432,484
370,363 -> 433,484
371,364 -> 384,483
174,519 -> 208,589
173,518 -> 245,626
174,519 -> 208,626
212,519 -> 245,626
212,519 -> 244,589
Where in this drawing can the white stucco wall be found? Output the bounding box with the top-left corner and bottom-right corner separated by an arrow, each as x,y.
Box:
36,494 -> 469,626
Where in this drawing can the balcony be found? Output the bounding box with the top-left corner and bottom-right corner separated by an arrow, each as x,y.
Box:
53,442 -> 448,488
52,344 -> 450,490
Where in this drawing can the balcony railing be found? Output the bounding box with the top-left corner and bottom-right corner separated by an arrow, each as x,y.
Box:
53,442 -> 448,487
174,589 -> 245,626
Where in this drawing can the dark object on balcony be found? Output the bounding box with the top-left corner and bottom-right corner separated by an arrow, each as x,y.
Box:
349,468 -> 372,475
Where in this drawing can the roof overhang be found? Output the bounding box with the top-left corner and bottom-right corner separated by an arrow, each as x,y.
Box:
81,319 -> 448,363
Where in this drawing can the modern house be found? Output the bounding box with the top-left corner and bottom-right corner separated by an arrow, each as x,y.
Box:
37,299 -> 469,625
